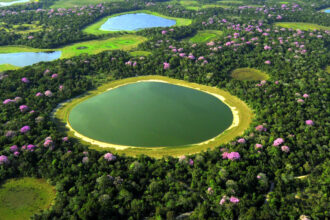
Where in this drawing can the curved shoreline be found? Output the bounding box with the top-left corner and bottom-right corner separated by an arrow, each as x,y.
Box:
53,75 -> 252,157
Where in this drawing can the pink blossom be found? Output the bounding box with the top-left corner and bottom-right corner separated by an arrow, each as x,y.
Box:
21,77 -> 30,83
3,99 -> 13,104
305,120 -> 314,126
188,55 -> 195,60
82,156 -> 89,163
222,152 -> 229,159
257,175 -> 261,179
264,60 -> 271,64
44,90 -> 53,97
230,196 -> 240,203
5,131 -> 15,138
44,138 -> 53,147
20,125 -> 30,133
273,138 -> 284,146
297,98 -> 304,103
227,152 -> 240,160
104,153 -> 116,161
163,62 -> 170,70
19,105 -> 29,112
302,94 -> 309,98
207,187 -> 213,194
189,159 -> 194,166
59,85 -> 64,91
237,138 -> 246,144
27,144 -> 36,151
36,92 -> 43,97
264,45 -> 271,50
255,125 -> 266,132
51,73 -> 58,78
219,196 -> 227,205
10,145 -> 18,152
0,155 -> 9,165
14,151 -> 20,157
255,144 -> 263,149
179,155 -> 186,162
161,30 -> 167,35
62,137 -> 68,142
28,36 -> 34,40
281,145 -> 290,153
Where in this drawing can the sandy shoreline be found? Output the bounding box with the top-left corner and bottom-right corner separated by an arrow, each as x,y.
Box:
53,78 -> 240,151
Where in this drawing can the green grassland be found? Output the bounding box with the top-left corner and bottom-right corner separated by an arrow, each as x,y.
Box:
0,178 -> 56,220
129,50 -> 152,57
82,10 -> 192,35
275,22 -> 330,31
231,68 -> 269,81
188,30 -> 223,43
54,75 -> 253,158
0,22 -> 43,34
60,35 -> 147,58
51,0 -> 123,8
326,66 -> 330,73
0,34 -> 147,60
0,64 -> 20,72
168,0 -> 232,10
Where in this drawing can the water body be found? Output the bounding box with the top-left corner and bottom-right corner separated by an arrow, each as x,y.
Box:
0,0 -> 29,7
100,13 -> 176,31
0,51 -> 61,67
69,81 -> 233,147
324,9 -> 330,13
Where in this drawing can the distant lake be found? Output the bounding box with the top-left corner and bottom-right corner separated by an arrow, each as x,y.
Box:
325,9 -> 330,13
0,0 -> 29,7
0,51 -> 61,67
100,13 -> 176,31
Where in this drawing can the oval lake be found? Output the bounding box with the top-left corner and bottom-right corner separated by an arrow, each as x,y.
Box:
100,13 -> 176,31
69,81 -> 234,147
0,51 -> 61,67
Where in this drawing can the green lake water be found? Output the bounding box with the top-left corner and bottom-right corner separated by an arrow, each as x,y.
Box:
69,81 -> 233,147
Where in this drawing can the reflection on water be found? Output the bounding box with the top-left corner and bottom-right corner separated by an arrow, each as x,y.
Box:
100,13 -> 176,31
0,51 -> 61,67
0,0 -> 29,7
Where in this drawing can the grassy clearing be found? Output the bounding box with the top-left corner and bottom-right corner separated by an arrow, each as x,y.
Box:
275,22 -> 330,31
129,50 -> 152,57
0,64 -> 19,72
60,35 -> 147,59
0,35 -> 147,60
188,30 -> 223,43
0,46 -> 48,53
0,177 -> 56,220
51,0 -> 123,8
231,68 -> 269,81
326,66 -> 330,73
82,10 -> 192,35
54,75 -> 253,158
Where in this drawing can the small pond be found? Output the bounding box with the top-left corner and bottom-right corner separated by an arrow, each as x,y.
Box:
100,13 -> 176,31
0,51 -> 61,67
69,81 -> 233,147
0,0 -> 29,7
324,9 -> 330,13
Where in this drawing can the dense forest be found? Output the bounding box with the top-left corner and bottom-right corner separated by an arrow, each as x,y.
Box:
0,0 -> 329,219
